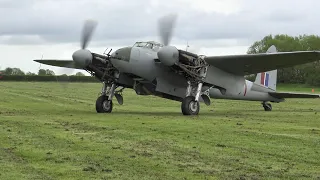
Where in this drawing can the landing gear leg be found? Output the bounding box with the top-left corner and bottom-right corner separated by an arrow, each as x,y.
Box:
96,82 -> 116,113
181,65 -> 208,116
262,102 -> 272,111
181,81 -> 204,115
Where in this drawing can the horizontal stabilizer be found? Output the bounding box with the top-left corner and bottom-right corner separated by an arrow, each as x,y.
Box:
269,92 -> 320,99
33,60 -> 83,70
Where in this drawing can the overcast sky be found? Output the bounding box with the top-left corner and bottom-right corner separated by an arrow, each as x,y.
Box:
0,0 -> 319,75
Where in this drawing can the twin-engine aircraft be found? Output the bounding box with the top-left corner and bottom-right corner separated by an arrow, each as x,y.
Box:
34,15 -> 320,115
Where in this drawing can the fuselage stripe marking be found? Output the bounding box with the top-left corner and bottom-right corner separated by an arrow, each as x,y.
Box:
260,72 -> 265,85
244,82 -> 247,96
265,73 -> 269,87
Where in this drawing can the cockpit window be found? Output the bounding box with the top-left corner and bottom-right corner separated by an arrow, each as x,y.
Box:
133,41 -> 163,51
145,43 -> 153,49
133,42 -> 147,47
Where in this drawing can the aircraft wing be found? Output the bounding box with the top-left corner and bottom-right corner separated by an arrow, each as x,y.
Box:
33,60 -> 83,70
204,51 -> 320,75
269,92 -> 320,99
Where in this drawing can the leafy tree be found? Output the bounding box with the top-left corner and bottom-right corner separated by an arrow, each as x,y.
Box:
45,69 -> 55,76
38,69 -> 46,76
38,69 -> 55,76
26,72 -> 37,76
12,68 -> 25,75
4,67 -> 13,75
3,67 -> 25,75
247,34 -> 320,86
75,72 -> 85,76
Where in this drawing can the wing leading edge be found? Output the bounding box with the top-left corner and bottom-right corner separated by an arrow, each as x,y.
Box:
204,51 -> 320,75
33,60 -> 83,70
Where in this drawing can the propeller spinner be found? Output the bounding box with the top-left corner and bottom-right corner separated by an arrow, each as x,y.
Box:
72,20 -> 98,68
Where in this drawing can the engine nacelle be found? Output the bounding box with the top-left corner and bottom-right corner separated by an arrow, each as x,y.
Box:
157,46 -> 179,66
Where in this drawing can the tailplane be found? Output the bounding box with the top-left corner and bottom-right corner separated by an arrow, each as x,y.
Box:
254,45 -> 278,91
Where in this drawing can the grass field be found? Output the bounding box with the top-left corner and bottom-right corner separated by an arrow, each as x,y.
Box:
0,82 -> 319,180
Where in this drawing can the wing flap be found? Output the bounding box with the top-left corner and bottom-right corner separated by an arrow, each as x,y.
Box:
204,51 -> 320,75
34,60 -> 83,70
269,92 -> 320,99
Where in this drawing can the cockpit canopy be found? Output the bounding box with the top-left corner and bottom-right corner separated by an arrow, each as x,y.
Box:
133,41 -> 164,52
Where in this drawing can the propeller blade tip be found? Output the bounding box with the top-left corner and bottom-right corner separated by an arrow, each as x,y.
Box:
81,19 -> 98,49
158,13 -> 178,46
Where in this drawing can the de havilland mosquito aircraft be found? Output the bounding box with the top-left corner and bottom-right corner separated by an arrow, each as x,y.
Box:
34,15 -> 320,115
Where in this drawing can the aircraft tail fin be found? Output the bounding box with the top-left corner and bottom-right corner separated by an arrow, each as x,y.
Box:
254,45 -> 278,91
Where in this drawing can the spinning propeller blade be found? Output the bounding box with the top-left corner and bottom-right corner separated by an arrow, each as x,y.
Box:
81,19 -> 98,49
158,14 -> 177,46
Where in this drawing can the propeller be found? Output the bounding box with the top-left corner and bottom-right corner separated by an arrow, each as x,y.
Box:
158,14 -> 202,55
72,19 -> 98,67
57,20 -> 98,88
81,19 -> 98,49
158,14 -> 177,46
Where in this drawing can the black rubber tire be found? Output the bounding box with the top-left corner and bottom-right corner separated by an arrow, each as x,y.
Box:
96,96 -> 113,113
263,103 -> 272,111
181,96 -> 200,115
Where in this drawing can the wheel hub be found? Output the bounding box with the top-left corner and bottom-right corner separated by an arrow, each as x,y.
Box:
189,101 -> 198,112
102,100 -> 111,111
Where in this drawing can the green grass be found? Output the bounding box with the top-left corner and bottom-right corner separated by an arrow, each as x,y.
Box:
0,82 -> 319,180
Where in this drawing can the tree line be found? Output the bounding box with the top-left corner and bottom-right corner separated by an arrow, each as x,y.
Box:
0,67 -> 86,77
0,68 -> 98,82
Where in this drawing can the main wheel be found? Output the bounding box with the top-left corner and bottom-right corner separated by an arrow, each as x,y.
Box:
181,96 -> 200,115
96,96 -> 113,113
263,103 -> 272,111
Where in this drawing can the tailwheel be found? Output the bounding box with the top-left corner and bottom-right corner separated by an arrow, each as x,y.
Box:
96,95 -> 113,113
181,96 -> 200,115
262,102 -> 272,111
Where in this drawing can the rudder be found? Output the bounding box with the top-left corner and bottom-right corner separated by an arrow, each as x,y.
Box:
254,45 -> 277,91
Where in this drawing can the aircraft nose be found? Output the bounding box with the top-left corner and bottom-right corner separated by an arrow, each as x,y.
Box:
111,47 -> 132,62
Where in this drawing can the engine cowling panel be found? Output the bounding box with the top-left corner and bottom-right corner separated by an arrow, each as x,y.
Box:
157,46 -> 179,66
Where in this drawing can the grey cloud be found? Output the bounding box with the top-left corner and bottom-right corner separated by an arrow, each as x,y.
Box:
0,35 -> 46,45
0,0 -> 320,46
0,0 -> 35,8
